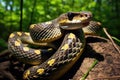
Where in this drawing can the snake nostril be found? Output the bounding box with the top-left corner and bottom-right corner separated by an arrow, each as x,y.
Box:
84,14 -> 88,17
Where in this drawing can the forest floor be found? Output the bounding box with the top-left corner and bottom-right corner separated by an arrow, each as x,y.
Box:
0,35 -> 120,80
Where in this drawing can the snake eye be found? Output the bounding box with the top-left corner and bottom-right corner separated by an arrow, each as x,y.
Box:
67,12 -> 74,20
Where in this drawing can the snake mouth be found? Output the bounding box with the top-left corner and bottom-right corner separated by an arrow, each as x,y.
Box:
60,20 -> 90,30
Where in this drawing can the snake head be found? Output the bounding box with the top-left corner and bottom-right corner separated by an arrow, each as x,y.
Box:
58,11 -> 92,30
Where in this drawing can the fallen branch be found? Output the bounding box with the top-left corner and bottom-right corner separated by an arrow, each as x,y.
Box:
103,28 -> 120,53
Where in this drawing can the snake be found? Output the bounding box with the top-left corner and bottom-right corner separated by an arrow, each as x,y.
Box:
8,11 -> 101,80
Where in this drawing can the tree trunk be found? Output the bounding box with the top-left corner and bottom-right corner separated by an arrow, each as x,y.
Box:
19,0 -> 23,31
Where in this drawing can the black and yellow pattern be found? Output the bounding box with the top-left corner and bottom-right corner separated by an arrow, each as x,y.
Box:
29,21 -> 62,43
23,32 -> 84,80
8,32 -> 53,65
8,11 -> 101,80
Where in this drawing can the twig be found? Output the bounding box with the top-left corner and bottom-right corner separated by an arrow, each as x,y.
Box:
103,28 -> 120,53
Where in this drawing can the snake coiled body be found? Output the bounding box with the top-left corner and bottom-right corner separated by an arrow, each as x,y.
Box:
24,31 -> 85,80
8,12 -> 101,80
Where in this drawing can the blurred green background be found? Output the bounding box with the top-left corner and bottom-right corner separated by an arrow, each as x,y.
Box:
0,0 -> 120,52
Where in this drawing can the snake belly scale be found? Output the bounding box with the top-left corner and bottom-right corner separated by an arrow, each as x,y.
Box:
8,11 -> 101,80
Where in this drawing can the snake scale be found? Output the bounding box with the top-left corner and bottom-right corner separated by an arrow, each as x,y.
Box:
8,11 -> 101,80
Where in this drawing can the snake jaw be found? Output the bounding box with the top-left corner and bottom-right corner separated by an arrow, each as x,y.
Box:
60,21 -> 90,30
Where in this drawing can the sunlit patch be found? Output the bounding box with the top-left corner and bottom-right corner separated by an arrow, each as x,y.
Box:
34,50 -> 41,54
17,32 -> 22,36
14,41 -> 21,46
9,33 -> 15,38
68,33 -> 75,39
45,21 -> 52,24
23,47 -> 29,51
37,68 -> 44,74
23,70 -> 30,79
25,32 -> 30,36
30,24 -> 35,29
61,44 -> 69,50
47,59 -> 56,66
